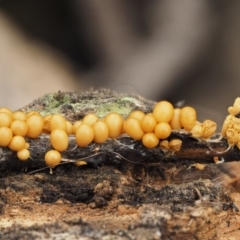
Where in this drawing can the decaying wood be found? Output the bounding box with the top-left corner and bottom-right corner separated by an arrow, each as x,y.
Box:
0,132 -> 238,177
1,89 -> 240,240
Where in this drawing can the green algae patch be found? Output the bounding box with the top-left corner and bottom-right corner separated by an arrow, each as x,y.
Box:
95,98 -> 141,118
41,93 -> 72,115
21,92 -> 72,116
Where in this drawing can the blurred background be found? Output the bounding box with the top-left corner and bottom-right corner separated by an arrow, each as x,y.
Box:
0,0 -> 240,127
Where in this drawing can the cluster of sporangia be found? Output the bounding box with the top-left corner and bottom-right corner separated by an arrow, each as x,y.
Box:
0,101 -> 217,169
222,97 -> 240,149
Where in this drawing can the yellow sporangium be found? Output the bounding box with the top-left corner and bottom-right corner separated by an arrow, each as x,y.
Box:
201,120 -> 217,139
169,139 -> 182,152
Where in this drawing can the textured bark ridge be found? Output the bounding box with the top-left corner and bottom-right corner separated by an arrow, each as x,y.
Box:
0,89 -> 240,240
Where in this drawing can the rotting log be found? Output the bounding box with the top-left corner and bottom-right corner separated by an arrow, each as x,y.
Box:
0,89 -> 240,240
0,88 -> 237,169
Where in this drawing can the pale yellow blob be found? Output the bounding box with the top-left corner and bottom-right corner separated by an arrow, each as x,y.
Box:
153,101 -> 174,123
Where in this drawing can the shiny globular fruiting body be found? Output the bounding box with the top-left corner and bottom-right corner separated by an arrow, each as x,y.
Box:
142,132 -> 159,148
17,148 -> 30,161
153,101 -> 174,123
10,120 -> 28,136
26,113 -> 44,138
12,111 -> 27,121
93,121 -> 109,143
49,114 -> 67,132
124,117 -> 144,140
8,135 -> 26,151
170,108 -> 182,130
140,114 -> 157,133
0,127 -> 13,146
180,106 -> 197,131
75,123 -> 94,147
128,110 -> 145,121
0,112 -> 12,127
82,113 -> 99,126
50,129 -> 69,152
45,150 -> 62,167
104,113 -> 124,138
154,122 -> 172,139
